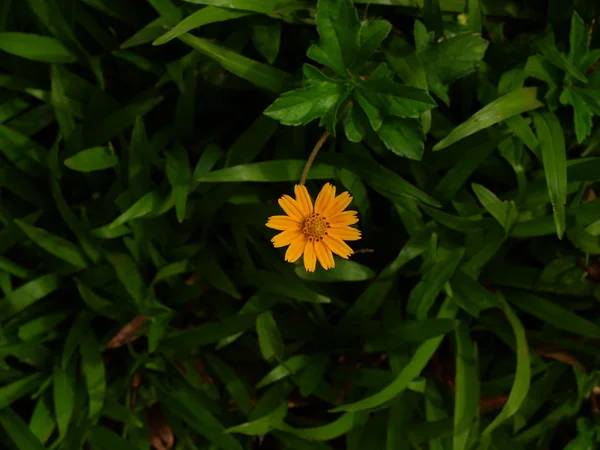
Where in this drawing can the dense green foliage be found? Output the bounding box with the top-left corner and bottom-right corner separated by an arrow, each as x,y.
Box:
2,0 -> 600,448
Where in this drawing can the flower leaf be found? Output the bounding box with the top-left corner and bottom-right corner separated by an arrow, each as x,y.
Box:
349,19 -> 392,70
306,0 -> 361,77
263,81 -> 347,128
376,117 -> 425,161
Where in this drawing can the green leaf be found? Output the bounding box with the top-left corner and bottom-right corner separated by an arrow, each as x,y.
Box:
121,15 -> 174,48
340,153 -> 441,207
307,0 -> 360,76
319,88 -> 351,135
421,205 -> 483,232
74,280 -> 121,319
466,0 -> 482,33
295,258 -> 375,282
354,89 -> 383,130
127,117 -> 151,197
0,124 -> 47,177
433,88 -> 543,150
453,322 -> 479,450
407,247 -> 464,318
364,319 -> 457,351
64,146 -> 118,172
252,19 -> 281,64
196,252 -> 241,299
0,407 -> 45,450
255,355 -> 310,389
277,412 -> 367,441
166,146 -> 192,223
376,117 -> 424,160
295,356 -> 329,397
350,19 -> 392,69
226,402 -> 287,435
152,260 -> 188,285
50,178 -> 102,263
61,312 -> 93,368
343,102 -> 368,142
79,330 -> 106,419
104,252 -> 146,307
356,78 -> 436,119
524,54 -> 563,90
433,133 -> 508,202
0,275 -> 59,321
0,32 -> 76,63
387,394 -> 417,449
183,0 -> 279,15
332,298 -> 457,412
256,311 -> 285,362
0,373 -> 44,410
14,219 -> 88,268
197,160 -> 337,182
89,426 -> 140,450
505,115 -> 539,155
29,395 -> 55,445
105,191 -> 162,229
156,381 -> 244,450
153,6 -> 250,45
532,111 -> 567,239
482,295 -> 530,435
244,270 -> 331,304
179,33 -> 292,93
160,314 -> 259,349
84,96 -> 163,146
50,65 -> 75,138
205,354 -> 252,415
560,88 -> 593,144
53,361 -> 76,437
508,291 -> 600,339
568,12 -> 589,65
472,183 -> 518,232
264,82 -> 347,127
337,230 -> 429,332
537,28 -> 587,83
23,0 -> 81,54
417,32 -> 488,103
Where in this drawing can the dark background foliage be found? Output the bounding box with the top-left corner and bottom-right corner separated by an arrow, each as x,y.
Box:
1,0 -> 600,449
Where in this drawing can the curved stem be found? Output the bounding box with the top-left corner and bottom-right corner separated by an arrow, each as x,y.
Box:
299,131 -> 330,186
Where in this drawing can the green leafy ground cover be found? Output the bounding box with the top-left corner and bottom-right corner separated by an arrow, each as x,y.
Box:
1,0 -> 600,448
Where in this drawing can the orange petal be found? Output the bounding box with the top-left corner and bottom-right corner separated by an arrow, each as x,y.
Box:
315,240 -> 333,270
285,236 -> 307,263
278,195 -> 305,222
294,185 -> 313,216
314,183 -> 336,215
272,229 -> 302,248
329,211 -> 359,227
266,215 -> 302,231
325,244 -> 335,268
324,235 -> 353,258
303,240 -> 316,272
322,192 -> 353,217
328,226 -> 361,241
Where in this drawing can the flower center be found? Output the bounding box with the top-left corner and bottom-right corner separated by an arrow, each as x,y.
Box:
302,213 -> 330,241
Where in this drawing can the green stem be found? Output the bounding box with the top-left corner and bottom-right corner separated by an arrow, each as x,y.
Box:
300,131 -> 330,186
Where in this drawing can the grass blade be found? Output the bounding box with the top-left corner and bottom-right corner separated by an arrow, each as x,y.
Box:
532,111 -> 567,239
332,298 -> 457,412
482,295 -> 531,435
433,88 -> 543,150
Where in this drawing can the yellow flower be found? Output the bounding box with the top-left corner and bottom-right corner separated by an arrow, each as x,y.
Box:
266,183 -> 361,272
